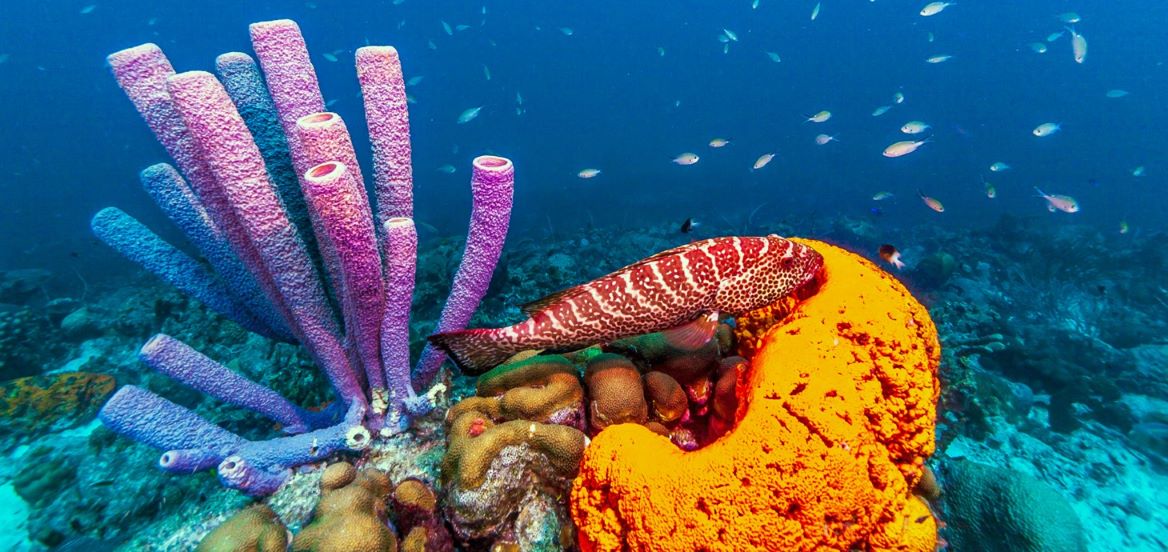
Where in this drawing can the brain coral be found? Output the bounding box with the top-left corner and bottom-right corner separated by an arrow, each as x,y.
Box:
570,239 -> 940,551
942,460 -> 1086,552
442,354 -> 588,548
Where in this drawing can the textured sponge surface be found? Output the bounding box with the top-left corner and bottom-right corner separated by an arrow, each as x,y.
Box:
571,239 -> 941,551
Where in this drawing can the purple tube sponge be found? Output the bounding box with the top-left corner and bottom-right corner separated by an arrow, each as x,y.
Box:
248,19 -> 326,178
165,70 -> 364,409
356,46 -> 414,222
98,385 -> 368,496
296,112 -> 368,195
218,402 -> 369,495
295,112 -> 376,307
97,19 -> 518,495
108,45 -> 283,332
380,217 -> 422,420
414,156 -> 515,385
99,385 -> 246,466
301,161 -> 387,407
214,52 -> 310,249
139,333 -> 328,433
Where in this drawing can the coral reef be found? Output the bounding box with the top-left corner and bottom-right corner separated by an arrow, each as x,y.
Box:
442,355 -> 588,549
92,19 -> 513,496
193,462 -> 453,551
9,206 -> 1168,549
941,460 -> 1086,552
196,504 -> 288,552
0,372 -> 115,437
292,464 -> 397,552
570,239 -> 940,550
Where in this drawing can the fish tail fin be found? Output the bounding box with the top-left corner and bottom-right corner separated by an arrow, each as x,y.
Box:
916,188 -> 927,199
1033,186 -> 1046,197
428,328 -> 517,375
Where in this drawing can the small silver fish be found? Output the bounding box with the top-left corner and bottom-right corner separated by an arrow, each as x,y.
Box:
457,106 -> 483,124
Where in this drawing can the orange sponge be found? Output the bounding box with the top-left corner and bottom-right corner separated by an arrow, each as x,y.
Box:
570,239 -> 940,551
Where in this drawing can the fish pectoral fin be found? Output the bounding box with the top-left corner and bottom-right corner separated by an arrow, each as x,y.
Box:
660,311 -> 720,352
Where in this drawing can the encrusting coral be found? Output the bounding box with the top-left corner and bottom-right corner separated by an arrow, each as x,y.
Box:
570,239 -> 941,551
441,355 -> 588,548
0,372 -> 115,436
461,354 -> 586,428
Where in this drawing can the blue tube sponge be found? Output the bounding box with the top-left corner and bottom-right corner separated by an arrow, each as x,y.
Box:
215,52 -> 310,246
218,402 -> 370,495
99,385 -> 370,496
90,207 -> 274,338
140,163 -> 293,342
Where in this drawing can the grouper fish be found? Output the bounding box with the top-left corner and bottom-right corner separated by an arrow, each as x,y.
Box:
429,235 -> 825,374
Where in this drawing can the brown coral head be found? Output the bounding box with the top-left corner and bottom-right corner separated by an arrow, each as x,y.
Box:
643,371 -> 688,423
393,478 -> 438,514
584,353 -> 648,433
196,504 -> 288,552
320,461 -> 357,491
915,464 -> 941,500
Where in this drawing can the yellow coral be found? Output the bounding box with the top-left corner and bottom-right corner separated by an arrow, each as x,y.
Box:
447,354 -> 584,425
570,239 -> 940,551
293,465 -> 397,552
197,504 -> 288,552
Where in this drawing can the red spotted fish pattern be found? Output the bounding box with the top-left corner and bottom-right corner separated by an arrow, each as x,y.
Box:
429,235 -> 824,374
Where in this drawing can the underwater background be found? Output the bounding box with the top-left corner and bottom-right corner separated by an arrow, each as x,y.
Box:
1,1 -> 1167,551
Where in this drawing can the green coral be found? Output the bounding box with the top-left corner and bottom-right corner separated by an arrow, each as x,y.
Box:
943,460 -> 1086,552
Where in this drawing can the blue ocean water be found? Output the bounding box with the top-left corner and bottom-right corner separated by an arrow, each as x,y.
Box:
0,1 -> 1166,550
3,1 -> 1166,276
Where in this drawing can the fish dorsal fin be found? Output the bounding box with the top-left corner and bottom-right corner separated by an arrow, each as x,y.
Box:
521,287 -> 580,315
520,242 -> 704,316
618,241 -> 701,272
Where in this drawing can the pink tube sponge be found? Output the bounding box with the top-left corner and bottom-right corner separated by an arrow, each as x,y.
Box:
302,161 -> 387,403
380,216 -> 420,419
296,112 -> 368,198
248,19 -> 326,177
356,46 -> 413,222
107,44 -> 268,303
165,70 -> 363,408
414,155 -> 514,385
